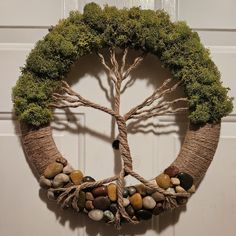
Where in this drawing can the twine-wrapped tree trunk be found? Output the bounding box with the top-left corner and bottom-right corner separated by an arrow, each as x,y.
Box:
20,48 -> 221,227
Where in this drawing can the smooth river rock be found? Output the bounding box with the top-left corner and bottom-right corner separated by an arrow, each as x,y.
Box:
171,177 -> 180,186
82,176 -> 95,183
52,173 -> 70,188
85,200 -> 94,211
103,210 -> 115,222
152,203 -> 164,215
128,186 -> 137,196
155,173 -> 171,189
136,209 -> 152,220
129,193 -> 142,210
142,196 -> 156,209
88,209 -> 104,221
135,184 -> 146,196
176,172 -> 193,190
151,191 -> 165,202
175,186 -> 187,193
93,196 -> 111,210
63,164 -> 74,174
125,205 -> 135,217
39,176 -> 52,189
164,165 -> 179,177
70,170 -> 83,185
43,162 -> 63,179
85,192 -> 94,201
107,183 -> 117,201
77,191 -> 86,209
123,198 -> 130,207
92,186 -> 107,197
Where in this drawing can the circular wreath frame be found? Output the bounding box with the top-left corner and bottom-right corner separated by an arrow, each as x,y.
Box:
13,3 -> 232,228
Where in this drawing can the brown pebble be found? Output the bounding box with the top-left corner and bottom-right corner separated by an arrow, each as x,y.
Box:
43,162 -> 63,179
93,196 -> 111,210
85,200 -> 94,211
151,192 -> 165,202
126,205 -> 135,217
70,170 -> 83,185
164,165 -> 179,177
85,192 -> 94,201
107,183 -> 117,202
152,203 -> 164,215
92,186 -> 107,197
156,173 -> 171,189
77,191 -> 86,209
129,193 -> 142,210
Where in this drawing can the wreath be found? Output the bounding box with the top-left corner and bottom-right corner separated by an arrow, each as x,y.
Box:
12,3 -> 233,228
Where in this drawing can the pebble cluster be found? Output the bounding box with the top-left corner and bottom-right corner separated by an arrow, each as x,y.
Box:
40,160 -> 196,223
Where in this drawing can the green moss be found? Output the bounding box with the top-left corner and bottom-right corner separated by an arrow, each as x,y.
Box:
12,3 -> 233,127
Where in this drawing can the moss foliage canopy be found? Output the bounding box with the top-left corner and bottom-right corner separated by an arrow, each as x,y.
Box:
13,3 -> 233,126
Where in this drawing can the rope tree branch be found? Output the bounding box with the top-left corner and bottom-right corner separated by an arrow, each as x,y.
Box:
50,47 -> 189,228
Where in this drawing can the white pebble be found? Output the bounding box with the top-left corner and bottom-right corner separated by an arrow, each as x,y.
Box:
63,164 -> 74,174
171,177 -> 180,186
142,196 -> 156,209
175,186 -> 186,193
39,176 -> 52,189
123,198 -> 130,207
88,209 -> 104,221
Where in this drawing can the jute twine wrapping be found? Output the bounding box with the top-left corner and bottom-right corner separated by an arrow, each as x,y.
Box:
20,121 -> 221,225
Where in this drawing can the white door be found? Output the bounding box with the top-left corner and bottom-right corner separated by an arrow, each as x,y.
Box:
0,1 -> 236,236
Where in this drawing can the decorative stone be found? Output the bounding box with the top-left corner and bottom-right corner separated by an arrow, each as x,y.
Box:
56,157 -> 67,166
142,196 -> 156,209
52,173 -> 70,188
156,173 -> 171,189
85,200 -> 94,211
77,191 -> 86,209
107,183 -> 117,202
43,162 -> 63,179
63,164 -> 74,174
146,179 -> 158,194
93,196 -> 111,210
47,190 -> 55,200
82,176 -> 95,183
110,203 -> 118,215
177,197 -> 188,205
126,205 -> 135,217
112,139 -> 120,150
128,186 -> 137,196
176,172 -> 193,190
135,184 -> 147,196
164,165 -> 179,177
188,184 -> 196,193
103,210 -> 115,222
123,188 -> 129,198
152,203 -> 164,215
175,186 -> 187,193
136,209 -> 152,220
88,209 -> 104,221
123,198 -> 130,207
166,187 -> 176,194
151,191 -> 165,202
171,177 -> 180,186
85,192 -> 94,201
39,176 -> 52,189
129,193 -> 142,210
70,170 -> 83,185
92,186 -> 107,197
